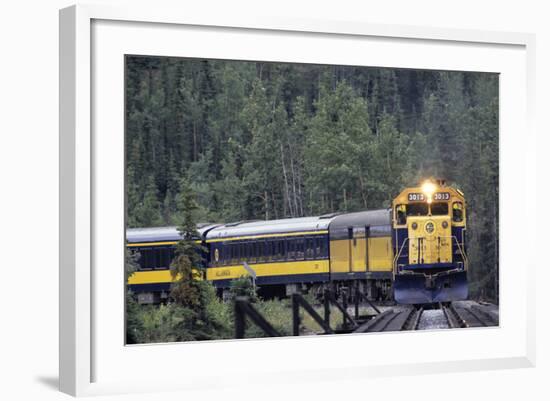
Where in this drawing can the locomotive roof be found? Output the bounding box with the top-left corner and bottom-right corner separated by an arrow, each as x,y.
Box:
126,223 -> 218,243
206,215 -> 335,240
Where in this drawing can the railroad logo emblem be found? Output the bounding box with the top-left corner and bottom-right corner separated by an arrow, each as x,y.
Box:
215,269 -> 230,277
425,221 -> 435,234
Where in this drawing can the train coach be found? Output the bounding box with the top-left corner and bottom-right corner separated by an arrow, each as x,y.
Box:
126,223 -> 216,304
205,210 -> 393,299
127,212 -> 394,303
126,180 -> 468,304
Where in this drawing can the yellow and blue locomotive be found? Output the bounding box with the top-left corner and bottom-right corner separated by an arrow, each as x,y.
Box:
392,180 -> 468,303
126,180 -> 468,304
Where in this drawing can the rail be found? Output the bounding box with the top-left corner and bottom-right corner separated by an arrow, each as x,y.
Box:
354,302 -> 498,333
354,306 -> 419,332
452,303 -> 498,327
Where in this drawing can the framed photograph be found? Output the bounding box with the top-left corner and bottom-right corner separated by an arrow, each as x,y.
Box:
59,4 -> 536,396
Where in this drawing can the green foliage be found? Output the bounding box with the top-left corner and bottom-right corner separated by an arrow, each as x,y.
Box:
169,282 -> 232,341
135,303 -> 183,343
127,285 -> 232,344
125,248 -> 140,282
245,299 -> 291,338
305,82 -> 374,213
125,249 -> 143,344
228,276 -> 259,303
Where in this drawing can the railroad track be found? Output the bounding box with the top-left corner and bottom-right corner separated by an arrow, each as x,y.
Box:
353,301 -> 498,333
450,302 -> 499,328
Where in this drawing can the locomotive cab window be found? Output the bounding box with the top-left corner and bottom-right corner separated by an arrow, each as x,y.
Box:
430,202 -> 449,216
453,202 -> 464,222
396,204 -> 406,225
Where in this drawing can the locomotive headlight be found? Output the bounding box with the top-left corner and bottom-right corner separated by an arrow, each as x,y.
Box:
442,221 -> 449,229
412,222 -> 418,230
421,181 -> 436,195
421,181 -> 436,204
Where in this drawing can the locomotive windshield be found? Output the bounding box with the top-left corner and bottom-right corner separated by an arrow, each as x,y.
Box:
396,201 -> 451,224
430,202 -> 449,215
406,203 -> 428,216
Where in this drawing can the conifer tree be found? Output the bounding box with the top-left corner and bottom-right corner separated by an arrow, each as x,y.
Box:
125,248 -> 143,344
169,176 -> 230,340
170,176 -> 206,308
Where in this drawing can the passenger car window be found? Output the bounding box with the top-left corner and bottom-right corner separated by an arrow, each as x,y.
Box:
296,238 -> 305,260
287,239 -> 296,260
306,237 -> 314,259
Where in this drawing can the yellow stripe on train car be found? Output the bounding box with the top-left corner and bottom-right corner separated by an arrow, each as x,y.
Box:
128,269 -> 202,285
128,260 -> 328,285
128,270 -> 173,285
206,259 -> 330,281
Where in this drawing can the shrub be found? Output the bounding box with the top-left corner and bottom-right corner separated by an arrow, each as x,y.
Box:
228,276 -> 260,302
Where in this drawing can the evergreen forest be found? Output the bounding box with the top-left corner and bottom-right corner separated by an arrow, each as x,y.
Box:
125,56 -> 499,301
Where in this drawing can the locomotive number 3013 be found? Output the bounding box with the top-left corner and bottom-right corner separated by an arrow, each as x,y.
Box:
407,193 -> 425,201
434,192 -> 451,200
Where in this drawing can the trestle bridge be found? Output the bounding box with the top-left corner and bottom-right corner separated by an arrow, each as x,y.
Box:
234,288 -> 499,338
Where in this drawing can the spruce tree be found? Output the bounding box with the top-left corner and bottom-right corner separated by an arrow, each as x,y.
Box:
169,176 -> 230,340
125,248 -> 143,344
170,176 -> 205,308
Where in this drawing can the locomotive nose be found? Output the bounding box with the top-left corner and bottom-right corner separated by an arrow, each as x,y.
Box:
407,215 -> 452,265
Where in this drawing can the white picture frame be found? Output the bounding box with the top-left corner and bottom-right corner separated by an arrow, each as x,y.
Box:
59,4 -> 536,397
